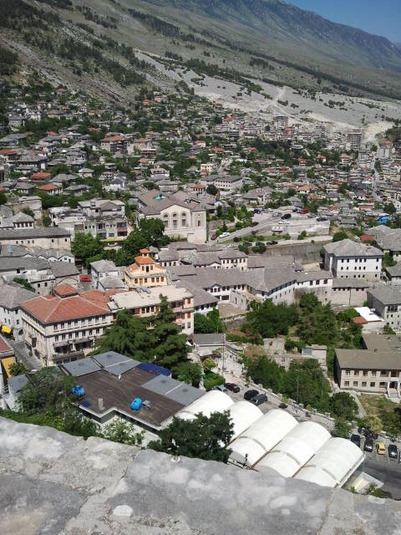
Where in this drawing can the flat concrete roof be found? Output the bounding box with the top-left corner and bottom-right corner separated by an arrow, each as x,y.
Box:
77,367 -> 194,429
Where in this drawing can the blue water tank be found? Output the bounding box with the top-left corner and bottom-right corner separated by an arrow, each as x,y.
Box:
130,398 -> 142,411
72,385 -> 85,397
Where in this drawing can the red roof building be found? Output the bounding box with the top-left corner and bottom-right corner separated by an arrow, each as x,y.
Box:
21,285 -> 114,366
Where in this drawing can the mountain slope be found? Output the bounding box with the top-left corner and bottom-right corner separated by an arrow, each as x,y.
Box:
1,0 -> 401,102
134,0 -> 401,70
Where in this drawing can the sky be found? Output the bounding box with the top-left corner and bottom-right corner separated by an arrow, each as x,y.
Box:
289,0 -> 401,43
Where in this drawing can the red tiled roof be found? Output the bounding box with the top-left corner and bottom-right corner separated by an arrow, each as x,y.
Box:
38,183 -> 59,192
0,335 -> 12,355
139,248 -> 150,254
0,149 -> 17,156
31,171 -> 51,180
21,289 -> 110,324
353,316 -> 367,325
54,284 -> 78,297
134,256 -> 155,265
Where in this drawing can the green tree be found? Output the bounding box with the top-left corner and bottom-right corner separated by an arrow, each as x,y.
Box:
383,252 -> 396,269
22,207 -> 35,219
206,184 -> 218,196
245,299 -> 298,338
173,361 -> 202,387
330,392 -> 359,421
384,202 -> 396,215
297,294 -> 338,346
9,361 -> 28,377
102,419 -> 145,446
332,230 -> 348,242
194,309 -> 224,334
17,367 -> 75,416
115,218 -> 169,266
72,232 -> 104,267
332,417 -> 352,438
149,411 -> 234,462
0,191 -> 7,205
93,310 -> 152,361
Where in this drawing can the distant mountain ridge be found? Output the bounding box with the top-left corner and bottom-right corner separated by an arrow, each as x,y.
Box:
2,0 -> 401,101
139,0 -> 401,71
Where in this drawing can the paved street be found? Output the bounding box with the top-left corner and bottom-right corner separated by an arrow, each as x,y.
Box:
363,452 -> 401,500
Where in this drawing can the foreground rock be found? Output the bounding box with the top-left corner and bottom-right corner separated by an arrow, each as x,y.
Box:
0,418 -> 400,534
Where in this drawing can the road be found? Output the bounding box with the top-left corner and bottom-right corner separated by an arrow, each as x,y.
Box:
363,451 -> 401,500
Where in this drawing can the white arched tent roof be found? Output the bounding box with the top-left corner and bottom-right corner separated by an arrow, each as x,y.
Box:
255,421 -> 331,477
294,437 -> 364,488
229,409 -> 298,466
227,401 -> 263,441
177,390 -> 234,421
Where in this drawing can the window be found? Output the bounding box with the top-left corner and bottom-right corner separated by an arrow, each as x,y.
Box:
370,382 -> 375,388
345,370 -> 350,376
372,371 -> 376,377
344,381 -> 349,386
363,370 -> 368,376
353,381 -> 358,387
362,382 -> 367,387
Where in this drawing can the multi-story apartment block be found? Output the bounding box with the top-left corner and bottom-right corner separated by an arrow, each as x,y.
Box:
336,334 -> 401,396
138,191 -> 207,244
49,199 -> 129,240
124,249 -> 167,289
109,285 -> 194,335
367,286 -> 401,332
324,239 -> 382,281
100,134 -> 128,154
0,227 -> 71,250
21,285 -> 113,366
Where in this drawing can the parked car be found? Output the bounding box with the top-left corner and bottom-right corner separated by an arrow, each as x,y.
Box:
364,438 -> 374,452
266,240 -> 278,245
388,444 -> 398,459
251,393 -> 268,406
255,241 -> 264,247
299,209 -> 309,215
278,402 -> 288,409
219,232 -> 230,239
376,442 -> 386,455
80,274 -> 91,282
350,434 -> 361,447
213,384 -> 228,393
225,382 -> 240,393
281,213 -> 291,220
244,389 -> 259,401
211,233 -> 217,240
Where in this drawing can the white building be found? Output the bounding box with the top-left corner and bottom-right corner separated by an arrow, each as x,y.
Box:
324,239 -> 382,281
20,284 -> 113,366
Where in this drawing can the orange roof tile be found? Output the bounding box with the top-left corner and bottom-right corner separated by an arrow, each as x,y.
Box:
21,289 -> 110,324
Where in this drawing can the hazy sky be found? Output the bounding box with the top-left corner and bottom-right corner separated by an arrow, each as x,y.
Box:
289,0 -> 401,43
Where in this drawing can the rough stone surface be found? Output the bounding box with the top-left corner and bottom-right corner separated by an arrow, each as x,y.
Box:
1,417 -> 401,534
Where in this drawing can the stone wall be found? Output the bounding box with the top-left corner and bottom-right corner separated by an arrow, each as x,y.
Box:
0,417 -> 400,535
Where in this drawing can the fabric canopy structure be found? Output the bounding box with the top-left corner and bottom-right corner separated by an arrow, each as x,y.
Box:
227,400 -> 263,441
176,390 -> 234,421
294,437 -> 364,488
229,409 -> 298,466
255,421 -> 331,477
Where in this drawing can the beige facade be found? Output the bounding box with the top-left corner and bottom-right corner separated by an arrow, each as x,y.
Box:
0,228 -> 71,250
110,285 -> 194,336
158,204 -> 207,244
124,249 -> 167,289
336,335 -> 401,396
20,286 -> 113,366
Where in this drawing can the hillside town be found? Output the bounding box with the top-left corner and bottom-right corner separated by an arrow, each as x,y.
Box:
2,77 -> 401,496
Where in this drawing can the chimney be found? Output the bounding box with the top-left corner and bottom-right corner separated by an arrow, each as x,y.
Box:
98,398 -> 104,411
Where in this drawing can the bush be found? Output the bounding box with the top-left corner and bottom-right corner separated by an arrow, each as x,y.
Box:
204,372 -> 224,390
